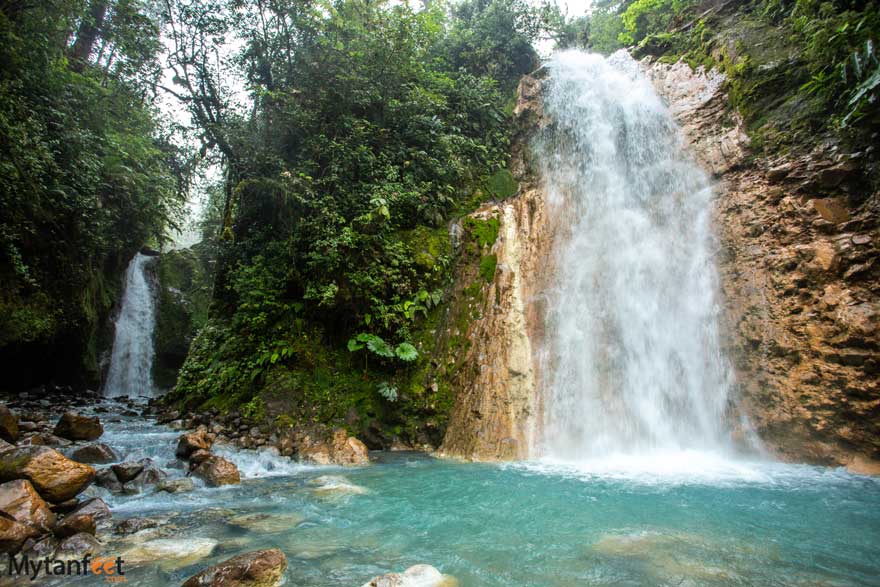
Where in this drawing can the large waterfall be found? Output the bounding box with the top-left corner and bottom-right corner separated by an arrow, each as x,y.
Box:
104,252 -> 158,398
537,51 -> 735,462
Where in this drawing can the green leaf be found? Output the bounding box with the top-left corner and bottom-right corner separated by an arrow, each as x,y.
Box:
347,338 -> 364,352
367,335 -> 395,358
394,342 -> 418,362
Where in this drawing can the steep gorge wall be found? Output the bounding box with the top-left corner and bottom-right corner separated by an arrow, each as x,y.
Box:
442,56 -> 879,470
439,75 -> 553,460
645,59 -> 879,472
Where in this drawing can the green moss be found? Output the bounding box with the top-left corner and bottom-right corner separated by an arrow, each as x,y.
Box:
485,169 -> 519,198
152,244 -> 213,389
400,225 -> 452,271
464,217 -> 500,249
479,254 -> 498,283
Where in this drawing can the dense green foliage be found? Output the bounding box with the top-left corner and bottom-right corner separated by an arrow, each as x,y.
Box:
556,0 -> 879,151
0,0 -> 185,387
169,0 -> 546,441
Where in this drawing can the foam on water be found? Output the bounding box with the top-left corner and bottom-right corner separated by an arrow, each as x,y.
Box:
213,444 -> 323,479
512,452 -> 872,488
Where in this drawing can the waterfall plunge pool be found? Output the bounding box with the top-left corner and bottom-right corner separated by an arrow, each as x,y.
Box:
57,411 -> 880,587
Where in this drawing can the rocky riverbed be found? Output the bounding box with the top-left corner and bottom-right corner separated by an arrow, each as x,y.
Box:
0,388 -> 451,587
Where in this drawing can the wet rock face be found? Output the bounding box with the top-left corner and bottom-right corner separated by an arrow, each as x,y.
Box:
643,57 -> 880,471
0,405 -> 19,443
439,73 -> 552,461
70,442 -> 118,464
0,446 -> 96,502
0,514 -> 41,553
296,428 -> 370,466
181,548 -> 288,587
192,455 -> 241,487
176,429 -> 213,459
53,412 -> 103,441
0,479 -> 56,533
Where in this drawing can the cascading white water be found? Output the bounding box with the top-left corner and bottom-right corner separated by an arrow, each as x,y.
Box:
538,50 -> 736,462
104,253 -> 158,398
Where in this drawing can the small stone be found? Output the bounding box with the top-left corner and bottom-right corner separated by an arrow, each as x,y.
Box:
157,478 -> 195,493
852,234 -> 872,246
55,532 -> 101,560
95,468 -> 123,492
361,564 -> 453,587
112,460 -> 145,483
114,517 -> 160,535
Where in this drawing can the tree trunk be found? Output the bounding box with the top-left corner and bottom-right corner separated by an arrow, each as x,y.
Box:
70,0 -> 108,70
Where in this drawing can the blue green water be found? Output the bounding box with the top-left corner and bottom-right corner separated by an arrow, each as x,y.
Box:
53,415 -> 878,587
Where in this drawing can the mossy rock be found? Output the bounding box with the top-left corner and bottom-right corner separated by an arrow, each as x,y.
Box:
479,254 -> 498,283
485,169 -> 519,199
151,243 -> 213,389
464,217 -> 500,249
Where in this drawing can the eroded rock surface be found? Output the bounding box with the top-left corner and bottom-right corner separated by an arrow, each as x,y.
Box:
181,548 -> 288,587
439,73 -> 553,461
0,446 -> 96,502
643,56 -> 880,470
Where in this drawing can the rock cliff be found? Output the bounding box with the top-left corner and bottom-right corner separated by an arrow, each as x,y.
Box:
439,74 -> 552,460
442,56 -> 879,471
646,57 -> 879,472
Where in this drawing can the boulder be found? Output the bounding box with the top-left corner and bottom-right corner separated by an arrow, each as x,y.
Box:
112,460 -> 145,483
361,565 -> 454,587
176,430 -> 213,459
71,443 -> 119,464
0,514 -> 41,554
0,446 -> 96,502
54,512 -> 96,538
55,532 -> 101,560
114,517 -> 160,535
331,429 -> 370,466
157,478 -> 195,493
53,412 -> 103,441
123,537 -> 217,568
0,479 -> 56,532
95,467 -> 123,492
0,405 -> 19,443
189,449 -> 213,466
122,461 -> 168,494
181,548 -> 288,587
192,456 -> 240,487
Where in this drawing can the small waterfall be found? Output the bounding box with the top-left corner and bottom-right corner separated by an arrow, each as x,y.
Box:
104,252 -> 158,398
537,51 -> 735,461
